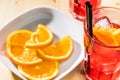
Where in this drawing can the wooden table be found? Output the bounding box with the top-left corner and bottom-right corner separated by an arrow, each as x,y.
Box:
0,0 -> 120,80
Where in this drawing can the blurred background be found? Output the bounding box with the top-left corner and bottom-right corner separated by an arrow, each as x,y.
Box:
0,0 -> 120,28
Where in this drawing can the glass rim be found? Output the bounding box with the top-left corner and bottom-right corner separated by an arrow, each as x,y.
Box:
84,7 -> 120,48
93,6 -> 120,11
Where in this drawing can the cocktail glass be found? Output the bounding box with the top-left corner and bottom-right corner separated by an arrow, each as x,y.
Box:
69,0 -> 101,21
84,7 -> 120,80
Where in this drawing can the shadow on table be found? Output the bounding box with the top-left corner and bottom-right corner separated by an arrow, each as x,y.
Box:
12,73 -> 22,80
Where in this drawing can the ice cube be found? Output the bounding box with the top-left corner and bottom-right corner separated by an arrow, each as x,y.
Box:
94,16 -> 111,28
114,61 -> 120,72
111,62 -> 120,80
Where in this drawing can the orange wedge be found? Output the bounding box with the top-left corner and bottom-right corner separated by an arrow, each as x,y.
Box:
38,35 -> 74,61
6,47 -> 42,65
25,24 -> 54,48
6,30 -> 42,65
6,30 -> 32,47
18,61 -> 59,80
113,29 -> 120,46
93,26 -> 120,46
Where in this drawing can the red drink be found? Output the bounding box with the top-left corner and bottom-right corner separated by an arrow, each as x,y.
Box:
69,0 -> 101,21
85,43 -> 120,80
84,7 -> 120,80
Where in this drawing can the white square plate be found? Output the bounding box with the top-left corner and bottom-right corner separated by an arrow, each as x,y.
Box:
0,7 -> 84,80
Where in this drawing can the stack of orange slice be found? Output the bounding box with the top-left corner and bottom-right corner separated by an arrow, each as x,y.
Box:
6,24 -> 74,80
6,30 -> 43,65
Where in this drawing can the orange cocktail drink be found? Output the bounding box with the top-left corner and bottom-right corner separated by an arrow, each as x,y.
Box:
84,7 -> 120,80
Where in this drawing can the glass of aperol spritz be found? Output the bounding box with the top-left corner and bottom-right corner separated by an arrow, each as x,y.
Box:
84,7 -> 120,80
69,0 -> 101,21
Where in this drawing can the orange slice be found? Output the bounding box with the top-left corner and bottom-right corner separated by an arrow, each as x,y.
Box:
93,26 -> 120,46
6,47 -> 42,65
6,30 -> 42,65
38,35 -> 74,61
112,29 -> 120,46
25,24 -> 54,48
6,30 -> 32,47
18,61 -> 59,80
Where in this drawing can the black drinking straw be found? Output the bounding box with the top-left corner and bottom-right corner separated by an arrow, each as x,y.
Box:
85,2 -> 93,74
86,2 -> 93,37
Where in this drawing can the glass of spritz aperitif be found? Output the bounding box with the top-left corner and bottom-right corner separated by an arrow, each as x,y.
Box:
84,7 -> 120,80
69,0 -> 101,21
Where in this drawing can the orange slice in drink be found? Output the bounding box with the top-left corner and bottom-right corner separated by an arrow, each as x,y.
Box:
25,24 -> 54,48
93,26 -> 120,46
112,29 -> 120,46
38,35 -> 74,61
6,30 -> 42,65
18,61 -> 59,80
